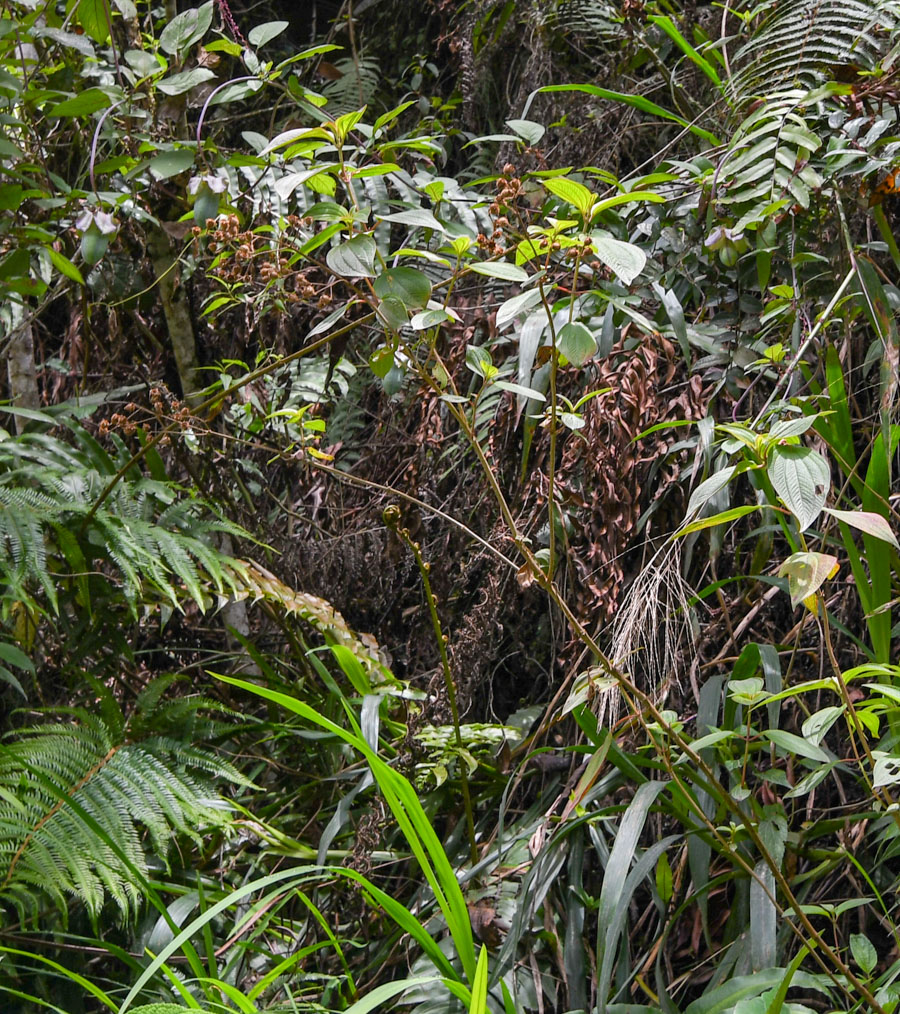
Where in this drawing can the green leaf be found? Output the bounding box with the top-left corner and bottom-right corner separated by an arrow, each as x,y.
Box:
538,83 -> 722,145
768,444 -> 830,531
823,507 -> 899,550
777,551 -> 838,608
247,20 -> 288,47
596,782 -> 670,1003
677,504 -> 761,536
341,978 -> 444,1014
373,267 -> 432,309
466,344 -> 494,378
647,14 -> 721,86
684,969 -> 825,1014
728,677 -> 767,706
686,466 -> 736,517
326,234 -> 377,277
763,728 -> 829,762
380,208 -> 446,233
376,296 -> 409,332
158,1 -> 213,56
146,149 -> 195,181
47,88 -> 114,117
45,247 -> 85,285
590,234 -> 646,285
543,176 -> 595,218
850,933 -> 877,975
156,68 -> 216,96
655,851 -> 673,904
557,322 -> 596,366
369,346 -> 395,378
74,0 -> 111,43
0,642 -> 35,673
469,260 -> 529,282
468,946 -> 488,1014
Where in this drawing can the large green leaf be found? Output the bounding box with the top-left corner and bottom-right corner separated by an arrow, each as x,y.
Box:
590,233 -> 647,285
158,1 -> 213,56
74,0 -> 111,43
768,445 -> 830,531
48,88 -> 114,117
326,234 -> 377,278
557,321 -> 596,366
373,266 -> 432,309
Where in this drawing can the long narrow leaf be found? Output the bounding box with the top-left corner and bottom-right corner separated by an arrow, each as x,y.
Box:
215,674 -> 477,983
535,84 -> 721,144
596,781 -> 668,1012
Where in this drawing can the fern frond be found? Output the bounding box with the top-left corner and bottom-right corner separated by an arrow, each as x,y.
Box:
0,416 -> 246,619
0,688 -> 245,924
321,55 -> 382,117
731,0 -> 900,103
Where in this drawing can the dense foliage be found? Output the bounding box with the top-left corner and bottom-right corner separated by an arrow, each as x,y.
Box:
3,0 -> 900,1012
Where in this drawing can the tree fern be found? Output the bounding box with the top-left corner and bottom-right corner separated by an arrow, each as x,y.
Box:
0,677 -> 248,924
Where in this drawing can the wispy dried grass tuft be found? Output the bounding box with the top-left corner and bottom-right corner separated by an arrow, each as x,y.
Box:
596,541 -> 697,726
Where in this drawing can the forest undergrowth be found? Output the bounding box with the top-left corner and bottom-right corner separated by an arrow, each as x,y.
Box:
2,1 -> 900,1012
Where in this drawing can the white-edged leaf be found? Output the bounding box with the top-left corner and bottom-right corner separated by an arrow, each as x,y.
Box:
159,1 -> 213,55
496,288 -> 542,330
410,308 -> 450,330
248,20 -> 288,47
801,705 -> 844,746
770,415 -> 817,440
750,860 -> 776,971
768,445 -> 830,531
590,234 -> 646,285
380,209 -> 446,233
506,118 -> 546,145
824,507 -> 899,549
494,380 -> 545,402
516,309 -> 548,403
156,67 -> 216,95
469,260 -> 529,282
873,751 -> 900,788
326,234 -> 377,277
